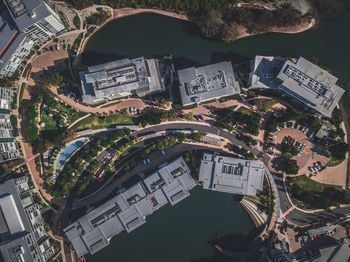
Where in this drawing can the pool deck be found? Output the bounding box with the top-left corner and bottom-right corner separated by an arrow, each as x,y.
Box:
54,138 -> 89,174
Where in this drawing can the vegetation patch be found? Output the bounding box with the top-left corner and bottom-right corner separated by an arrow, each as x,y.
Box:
73,15 -> 81,29
72,113 -> 133,131
287,175 -> 350,209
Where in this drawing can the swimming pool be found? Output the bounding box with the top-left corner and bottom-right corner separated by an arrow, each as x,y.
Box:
56,139 -> 87,171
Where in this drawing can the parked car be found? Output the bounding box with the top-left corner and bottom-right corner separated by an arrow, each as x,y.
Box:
143,159 -> 147,164
294,122 -> 298,129
196,115 -> 204,121
147,158 -> 151,164
56,43 -> 60,50
307,131 -> 314,138
161,150 -> 165,155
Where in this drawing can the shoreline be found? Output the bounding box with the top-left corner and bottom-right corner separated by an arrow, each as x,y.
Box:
79,6 -> 316,56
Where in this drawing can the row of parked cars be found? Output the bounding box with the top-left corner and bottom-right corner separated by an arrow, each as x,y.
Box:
286,136 -> 306,155
281,121 -> 316,139
308,161 -> 323,173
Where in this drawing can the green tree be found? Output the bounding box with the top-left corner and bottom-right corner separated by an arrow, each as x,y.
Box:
42,71 -> 64,88
330,142 -> 349,160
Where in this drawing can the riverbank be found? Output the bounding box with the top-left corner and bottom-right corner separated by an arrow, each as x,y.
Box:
236,17 -> 316,40
113,7 -> 189,21
80,5 -> 316,55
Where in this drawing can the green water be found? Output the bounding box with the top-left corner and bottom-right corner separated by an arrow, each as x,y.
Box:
82,13 -> 350,262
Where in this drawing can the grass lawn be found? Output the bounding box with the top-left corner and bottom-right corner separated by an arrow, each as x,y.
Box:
237,106 -> 254,115
288,175 -> 342,192
72,113 -> 133,131
327,157 -> 345,167
41,111 -> 57,130
55,103 -> 87,124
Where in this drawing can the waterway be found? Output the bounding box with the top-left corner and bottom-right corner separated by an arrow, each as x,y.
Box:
82,12 -> 350,262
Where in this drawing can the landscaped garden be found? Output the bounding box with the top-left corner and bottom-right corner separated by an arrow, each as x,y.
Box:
286,175 -> 350,209
214,105 -> 260,135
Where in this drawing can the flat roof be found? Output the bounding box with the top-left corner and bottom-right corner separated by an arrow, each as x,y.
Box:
4,0 -> 52,31
65,157 -> 196,256
199,153 -> 265,196
0,11 -> 27,73
80,57 -> 163,104
248,55 -> 286,89
276,57 -> 344,117
178,61 -> 240,106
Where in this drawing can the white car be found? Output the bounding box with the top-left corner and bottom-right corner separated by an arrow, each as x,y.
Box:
147,158 -> 151,164
161,150 -> 165,155
143,159 -> 147,164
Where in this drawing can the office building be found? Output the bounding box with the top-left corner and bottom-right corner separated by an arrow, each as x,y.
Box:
0,86 -> 21,162
177,61 -> 240,106
249,56 -> 345,117
0,177 -> 55,262
0,0 -> 66,77
79,57 -> 165,104
3,0 -> 66,44
0,11 -> 33,77
199,153 -> 265,196
64,157 -> 195,257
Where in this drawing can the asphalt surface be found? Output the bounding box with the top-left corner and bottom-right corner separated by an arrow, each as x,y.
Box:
61,122 -> 350,227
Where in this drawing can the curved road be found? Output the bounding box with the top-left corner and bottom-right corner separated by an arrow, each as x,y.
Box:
64,122 -> 350,227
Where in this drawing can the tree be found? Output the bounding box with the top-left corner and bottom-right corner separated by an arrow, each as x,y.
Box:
155,97 -> 170,109
178,132 -> 187,143
284,159 -> 299,175
330,142 -> 349,160
191,131 -> 205,142
42,72 -> 64,88
221,23 -> 239,43
183,112 -> 194,121
197,10 -> 223,39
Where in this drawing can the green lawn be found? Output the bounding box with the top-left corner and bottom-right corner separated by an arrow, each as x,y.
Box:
237,106 -> 254,115
288,175 -> 341,192
327,157 -> 345,167
55,103 -> 86,124
41,111 -> 57,130
72,113 -> 133,131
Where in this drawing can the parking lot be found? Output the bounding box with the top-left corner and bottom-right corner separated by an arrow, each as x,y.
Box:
270,123 -> 329,175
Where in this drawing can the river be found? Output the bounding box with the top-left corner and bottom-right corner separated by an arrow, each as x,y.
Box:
82,13 -> 350,262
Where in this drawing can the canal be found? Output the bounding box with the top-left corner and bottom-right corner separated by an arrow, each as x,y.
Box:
82,12 -> 350,262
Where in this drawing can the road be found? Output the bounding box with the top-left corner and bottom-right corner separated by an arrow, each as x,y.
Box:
72,122 -> 350,226
71,122 -> 271,209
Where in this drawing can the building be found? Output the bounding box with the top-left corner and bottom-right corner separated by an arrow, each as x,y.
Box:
0,177 -> 55,262
0,86 -> 21,163
248,55 -> 286,90
64,157 -> 195,257
177,61 -> 240,106
249,56 -> 345,117
198,153 -> 265,196
3,0 -> 66,44
0,11 -> 33,77
0,0 -> 66,77
79,57 -> 165,104
307,225 -> 337,238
